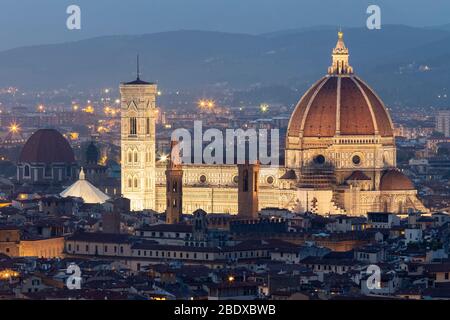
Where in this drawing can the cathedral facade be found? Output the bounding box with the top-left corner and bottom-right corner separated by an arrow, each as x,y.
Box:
121,32 -> 427,216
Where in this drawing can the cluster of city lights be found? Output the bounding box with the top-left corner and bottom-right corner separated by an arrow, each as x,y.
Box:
83,105 -> 95,114
104,106 -> 119,116
97,126 -> 108,133
198,99 -> 215,109
0,269 -> 19,280
68,132 -> 79,140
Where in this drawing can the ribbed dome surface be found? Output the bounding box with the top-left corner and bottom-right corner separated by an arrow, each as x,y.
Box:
19,129 -> 75,164
287,75 -> 394,139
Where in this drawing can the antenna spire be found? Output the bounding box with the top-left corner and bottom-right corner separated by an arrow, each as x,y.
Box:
136,54 -> 141,80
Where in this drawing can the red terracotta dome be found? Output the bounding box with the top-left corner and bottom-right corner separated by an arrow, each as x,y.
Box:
379,170 -> 415,191
287,32 -> 394,140
287,76 -> 394,138
19,129 -> 75,164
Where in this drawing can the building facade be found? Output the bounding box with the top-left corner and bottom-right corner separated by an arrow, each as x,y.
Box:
436,110 -> 450,137
120,75 -> 158,211
120,32 -> 427,216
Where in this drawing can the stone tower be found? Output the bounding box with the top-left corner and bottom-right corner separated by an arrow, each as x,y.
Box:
120,57 -> 157,211
237,161 -> 260,219
165,141 -> 183,224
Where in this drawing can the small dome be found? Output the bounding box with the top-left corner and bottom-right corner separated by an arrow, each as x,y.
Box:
60,168 -> 109,204
86,142 -> 100,164
19,129 -> 75,164
380,170 -> 415,191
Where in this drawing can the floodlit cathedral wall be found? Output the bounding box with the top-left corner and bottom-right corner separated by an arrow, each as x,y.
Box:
154,164 -> 296,214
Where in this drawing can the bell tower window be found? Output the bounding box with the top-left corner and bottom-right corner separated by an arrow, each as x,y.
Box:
129,117 -> 137,135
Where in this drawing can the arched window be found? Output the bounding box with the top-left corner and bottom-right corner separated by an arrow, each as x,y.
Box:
134,151 -> 138,163
128,151 -> 133,163
134,177 -> 138,188
128,177 -> 132,189
24,165 -> 31,177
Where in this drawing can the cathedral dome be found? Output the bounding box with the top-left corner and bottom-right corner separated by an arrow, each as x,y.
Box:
19,129 -> 75,164
287,32 -> 394,140
379,170 -> 415,191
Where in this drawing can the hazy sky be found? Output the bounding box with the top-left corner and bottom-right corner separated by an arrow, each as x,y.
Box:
0,0 -> 449,50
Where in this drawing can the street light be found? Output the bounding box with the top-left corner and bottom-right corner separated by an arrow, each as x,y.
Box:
9,122 -> 20,133
159,154 -> 169,162
260,103 -> 269,113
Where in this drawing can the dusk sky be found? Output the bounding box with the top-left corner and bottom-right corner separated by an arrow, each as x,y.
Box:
0,0 -> 450,51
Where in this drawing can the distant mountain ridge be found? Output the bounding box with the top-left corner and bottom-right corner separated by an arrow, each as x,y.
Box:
1,25 -> 450,107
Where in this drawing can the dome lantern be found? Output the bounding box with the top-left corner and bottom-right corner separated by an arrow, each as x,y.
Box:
328,31 -> 353,75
